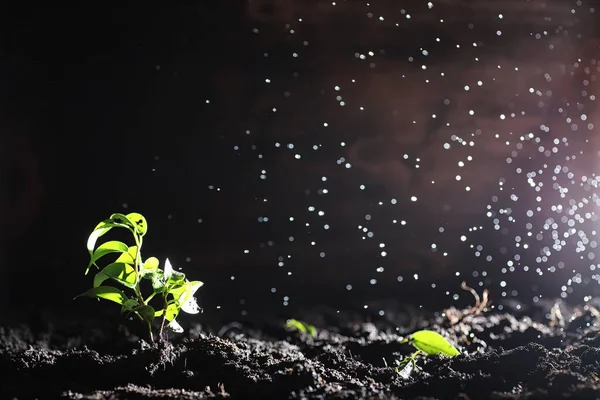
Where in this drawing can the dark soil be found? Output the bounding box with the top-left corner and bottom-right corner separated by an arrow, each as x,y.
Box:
3,299 -> 600,400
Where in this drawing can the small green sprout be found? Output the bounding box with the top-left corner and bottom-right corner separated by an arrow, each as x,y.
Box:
396,329 -> 460,378
75,212 -> 203,343
285,319 -> 317,337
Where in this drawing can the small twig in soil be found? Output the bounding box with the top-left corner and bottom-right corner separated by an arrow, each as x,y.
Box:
461,281 -> 490,314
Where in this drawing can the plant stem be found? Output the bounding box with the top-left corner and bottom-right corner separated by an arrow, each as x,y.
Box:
159,294 -> 168,341
132,234 -> 146,305
134,234 -> 143,276
148,324 -> 154,343
132,232 -> 152,342
145,292 -> 157,303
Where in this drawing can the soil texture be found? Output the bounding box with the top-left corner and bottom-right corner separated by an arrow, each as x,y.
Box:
3,299 -> 600,399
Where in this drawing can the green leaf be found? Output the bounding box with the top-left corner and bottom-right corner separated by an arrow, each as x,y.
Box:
126,213 -> 148,236
74,286 -> 128,305
285,319 -> 317,337
165,303 -> 180,321
133,305 -> 155,324
152,276 -> 166,293
88,240 -> 129,269
166,271 -> 186,287
140,269 -> 157,280
140,257 -> 159,279
173,281 -> 203,314
115,245 -> 138,265
162,258 -> 187,285
95,262 -> 137,289
86,218 -> 134,274
155,303 -> 180,322
404,330 -> 460,357
93,271 -> 110,288
109,213 -> 136,229
144,257 -> 159,270
86,224 -> 111,253
121,299 -> 140,313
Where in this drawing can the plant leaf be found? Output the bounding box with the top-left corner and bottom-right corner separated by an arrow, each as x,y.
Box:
154,302 -> 180,320
93,271 -> 110,288
95,262 -> 137,289
163,258 -> 174,280
86,224 -> 110,253
88,240 -> 129,269
126,212 -> 148,236
74,286 -> 128,305
407,330 -> 460,357
109,213 -> 136,229
140,257 -> 159,279
152,276 -> 166,293
166,303 -> 180,321
121,299 -> 140,313
285,319 -> 317,337
115,245 -> 138,265
87,218 -> 134,252
177,280 -> 203,314
161,258 -> 186,287
167,319 -> 184,333
144,257 -> 159,270
133,305 -> 155,323
166,271 -> 186,287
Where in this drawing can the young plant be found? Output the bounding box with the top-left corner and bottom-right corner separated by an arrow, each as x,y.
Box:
396,329 -> 460,378
75,212 -> 203,343
285,319 -> 317,337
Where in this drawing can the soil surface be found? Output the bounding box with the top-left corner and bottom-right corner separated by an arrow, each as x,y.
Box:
3,299 -> 600,400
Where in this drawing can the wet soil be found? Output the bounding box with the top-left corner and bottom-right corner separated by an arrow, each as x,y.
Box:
3,299 -> 600,399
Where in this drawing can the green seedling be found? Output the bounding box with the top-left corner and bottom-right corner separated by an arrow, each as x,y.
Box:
396,329 -> 460,378
285,319 -> 317,337
75,212 -> 203,343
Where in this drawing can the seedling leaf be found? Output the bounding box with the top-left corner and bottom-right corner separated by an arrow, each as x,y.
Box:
125,212 -> 148,236
115,245 -> 138,264
96,262 -> 137,289
139,257 -> 159,279
93,271 -> 110,288
75,286 -> 128,305
109,213 -> 136,229
144,257 -> 159,270
404,330 -> 460,357
166,270 -> 186,286
165,303 -> 180,321
87,225 -> 110,253
167,319 -> 184,333
285,319 -> 317,337
133,304 -> 155,323
178,281 -> 203,314
164,258 -> 174,280
154,302 -> 179,319
152,276 -> 166,292
121,299 -> 140,313
88,240 -> 129,269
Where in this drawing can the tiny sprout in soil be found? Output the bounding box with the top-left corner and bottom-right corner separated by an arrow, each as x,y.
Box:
285,319 -> 317,337
75,212 -> 203,343
396,330 -> 460,378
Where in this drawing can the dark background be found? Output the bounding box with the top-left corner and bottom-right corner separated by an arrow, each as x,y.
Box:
1,1 -> 599,322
